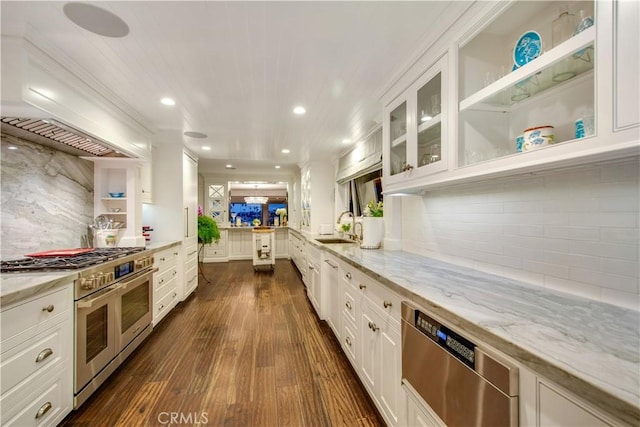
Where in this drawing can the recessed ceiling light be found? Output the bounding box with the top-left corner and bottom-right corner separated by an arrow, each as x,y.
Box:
293,106 -> 306,115
225,164 -> 234,169
7,146 -> 17,150
63,2 -> 129,38
342,138 -> 351,144
161,97 -> 175,106
202,146 -> 211,151
275,165 -> 281,169
184,131 -> 207,139
281,148 -> 290,154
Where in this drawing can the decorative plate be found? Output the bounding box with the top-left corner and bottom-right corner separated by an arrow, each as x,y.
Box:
513,31 -> 542,67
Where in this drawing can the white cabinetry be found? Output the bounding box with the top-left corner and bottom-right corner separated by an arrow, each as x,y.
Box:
333,257 -> 406,427
274,228 -> 289,258
142,143 -> 198,302
299,162 -> 335,234
182,151 -> 198,300
228,230 -> 253,260
84,158 -> 145,247
382,0 -> 639,195
140,160 -> 153,204
0,284 -> 73,427
152,245 -> 181,326
322,253 -> 340,338
305,244 -> 322,317
404,384 -> 446,427
384,55 -> 448,191
613,0 -> 640,131
202,230 -> 227,262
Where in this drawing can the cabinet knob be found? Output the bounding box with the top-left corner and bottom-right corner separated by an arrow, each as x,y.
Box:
345,337 -> 352,346
345,301 -> 352,310
359,284 -> 366,290
383,301 -> 393,308
35,348 -> 54,363
159,304 -> 164,311
35,402 -> 53,419
345,272 -> 352,280
160,257 -> 166,262
42,305 -> 54,313
368,321 -> 379,332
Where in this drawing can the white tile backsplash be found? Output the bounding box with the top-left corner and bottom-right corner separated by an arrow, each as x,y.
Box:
401,158 -> 640,310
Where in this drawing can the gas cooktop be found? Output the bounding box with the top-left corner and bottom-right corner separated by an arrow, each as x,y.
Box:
1,247 -> 146,273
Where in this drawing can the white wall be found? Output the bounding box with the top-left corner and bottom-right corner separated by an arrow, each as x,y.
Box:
401,158 -> 640,310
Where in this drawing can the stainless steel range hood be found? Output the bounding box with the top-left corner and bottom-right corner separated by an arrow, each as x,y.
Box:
1,117 -> 129,157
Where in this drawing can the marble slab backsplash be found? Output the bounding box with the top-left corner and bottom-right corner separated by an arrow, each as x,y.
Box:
1,133 -> 94,260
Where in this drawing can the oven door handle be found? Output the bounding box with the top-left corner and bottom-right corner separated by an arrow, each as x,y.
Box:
76,286 -> 118,309
116,267 -> 158,291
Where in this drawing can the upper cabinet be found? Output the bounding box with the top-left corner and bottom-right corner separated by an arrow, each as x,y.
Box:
382,0 -> 639,194
383,55 -> 448,188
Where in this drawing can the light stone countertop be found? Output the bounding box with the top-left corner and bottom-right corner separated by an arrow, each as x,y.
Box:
307,237 -> 639,426
0,241 -> 181,308
0,271 -> 79,308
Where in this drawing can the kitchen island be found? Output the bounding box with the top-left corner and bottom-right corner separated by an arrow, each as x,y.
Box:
307,237 -> 639,426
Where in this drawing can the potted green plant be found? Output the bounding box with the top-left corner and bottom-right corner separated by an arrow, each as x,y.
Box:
362,200 -> 384,249
198,214 -> 220,245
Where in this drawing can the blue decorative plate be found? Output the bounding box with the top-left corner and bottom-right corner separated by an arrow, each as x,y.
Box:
513,31 -> 542,67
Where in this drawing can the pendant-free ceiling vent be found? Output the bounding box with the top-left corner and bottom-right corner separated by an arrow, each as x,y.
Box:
1,117 -> 125,157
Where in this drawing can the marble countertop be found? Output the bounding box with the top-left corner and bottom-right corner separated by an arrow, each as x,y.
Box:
315,240 -> 639,425
0,241 -> 182,308
0,271 -> 78,308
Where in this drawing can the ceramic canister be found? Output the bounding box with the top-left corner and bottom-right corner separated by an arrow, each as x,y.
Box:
523,125 -> 555,151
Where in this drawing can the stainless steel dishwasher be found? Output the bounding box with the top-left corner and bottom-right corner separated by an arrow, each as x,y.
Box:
401,301 -> 519,427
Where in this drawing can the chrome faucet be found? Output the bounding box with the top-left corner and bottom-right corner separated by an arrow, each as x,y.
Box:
337,211 -> 358,241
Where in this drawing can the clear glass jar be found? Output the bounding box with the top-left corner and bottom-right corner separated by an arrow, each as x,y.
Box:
552,6 -> 577,82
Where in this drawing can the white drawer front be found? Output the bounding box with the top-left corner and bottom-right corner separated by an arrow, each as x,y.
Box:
154,249 -> 178,271
3,378 -> 67,427
1,325 -> 66,393
359,276 -> 401,319
155,266 -> 178,293
1,286 -> 71,351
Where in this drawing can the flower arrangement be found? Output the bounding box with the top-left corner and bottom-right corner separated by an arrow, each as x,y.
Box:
275,207 -> 287,217
365,200 -> 383,217
253,218 -> 261,226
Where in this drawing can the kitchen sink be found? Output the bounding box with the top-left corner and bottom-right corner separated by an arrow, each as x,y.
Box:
315,237 -> 356,244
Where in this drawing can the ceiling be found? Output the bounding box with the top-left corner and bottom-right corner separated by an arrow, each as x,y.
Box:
1,1 -> 467,174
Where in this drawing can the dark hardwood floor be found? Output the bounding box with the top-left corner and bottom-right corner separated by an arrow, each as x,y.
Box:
61,259 -> 384,427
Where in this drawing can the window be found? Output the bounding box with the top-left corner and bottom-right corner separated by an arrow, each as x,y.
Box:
229,201 -> 288,226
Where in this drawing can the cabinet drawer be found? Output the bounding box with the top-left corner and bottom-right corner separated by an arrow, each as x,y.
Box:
155,266 -> 178,293
342,316 -> 359,366
1,286 -> 71,351
341,262 -> 364,291
154,248 -> 178,271
1,323 -> 67,393
358,276 -> 401,319
343,289 -> 357,325
2,375 -> 68,427
154,289 -> 178,321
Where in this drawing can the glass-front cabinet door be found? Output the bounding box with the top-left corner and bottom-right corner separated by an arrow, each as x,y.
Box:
383,54 -> 447,188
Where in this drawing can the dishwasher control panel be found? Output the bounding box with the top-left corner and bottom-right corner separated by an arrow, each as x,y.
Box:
415,310 -> 476,369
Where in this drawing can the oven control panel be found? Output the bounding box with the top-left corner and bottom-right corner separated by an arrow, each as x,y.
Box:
79,271 -> 116,290
415,310 -> 476,369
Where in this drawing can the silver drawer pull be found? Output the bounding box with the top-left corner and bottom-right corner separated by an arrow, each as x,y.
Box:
160,257 -> 166,262
383,301 -> 393,308
345,272 -> 352,280
359,284 -> 366,290
368,321 -> 379,332
345,337 -> 352,346
35,348 -> 54,363
172,292 -> 177,298
35,401 -> 52,419
308,265 -> 314,270
159,279 -> 165,284
42,305 -> 54,313
188,251 -> 197,256
159,304 -> 164,311
345,301 -> 352,310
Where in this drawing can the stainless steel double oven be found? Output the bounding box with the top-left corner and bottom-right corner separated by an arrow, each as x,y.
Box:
74,251 -> 155,408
